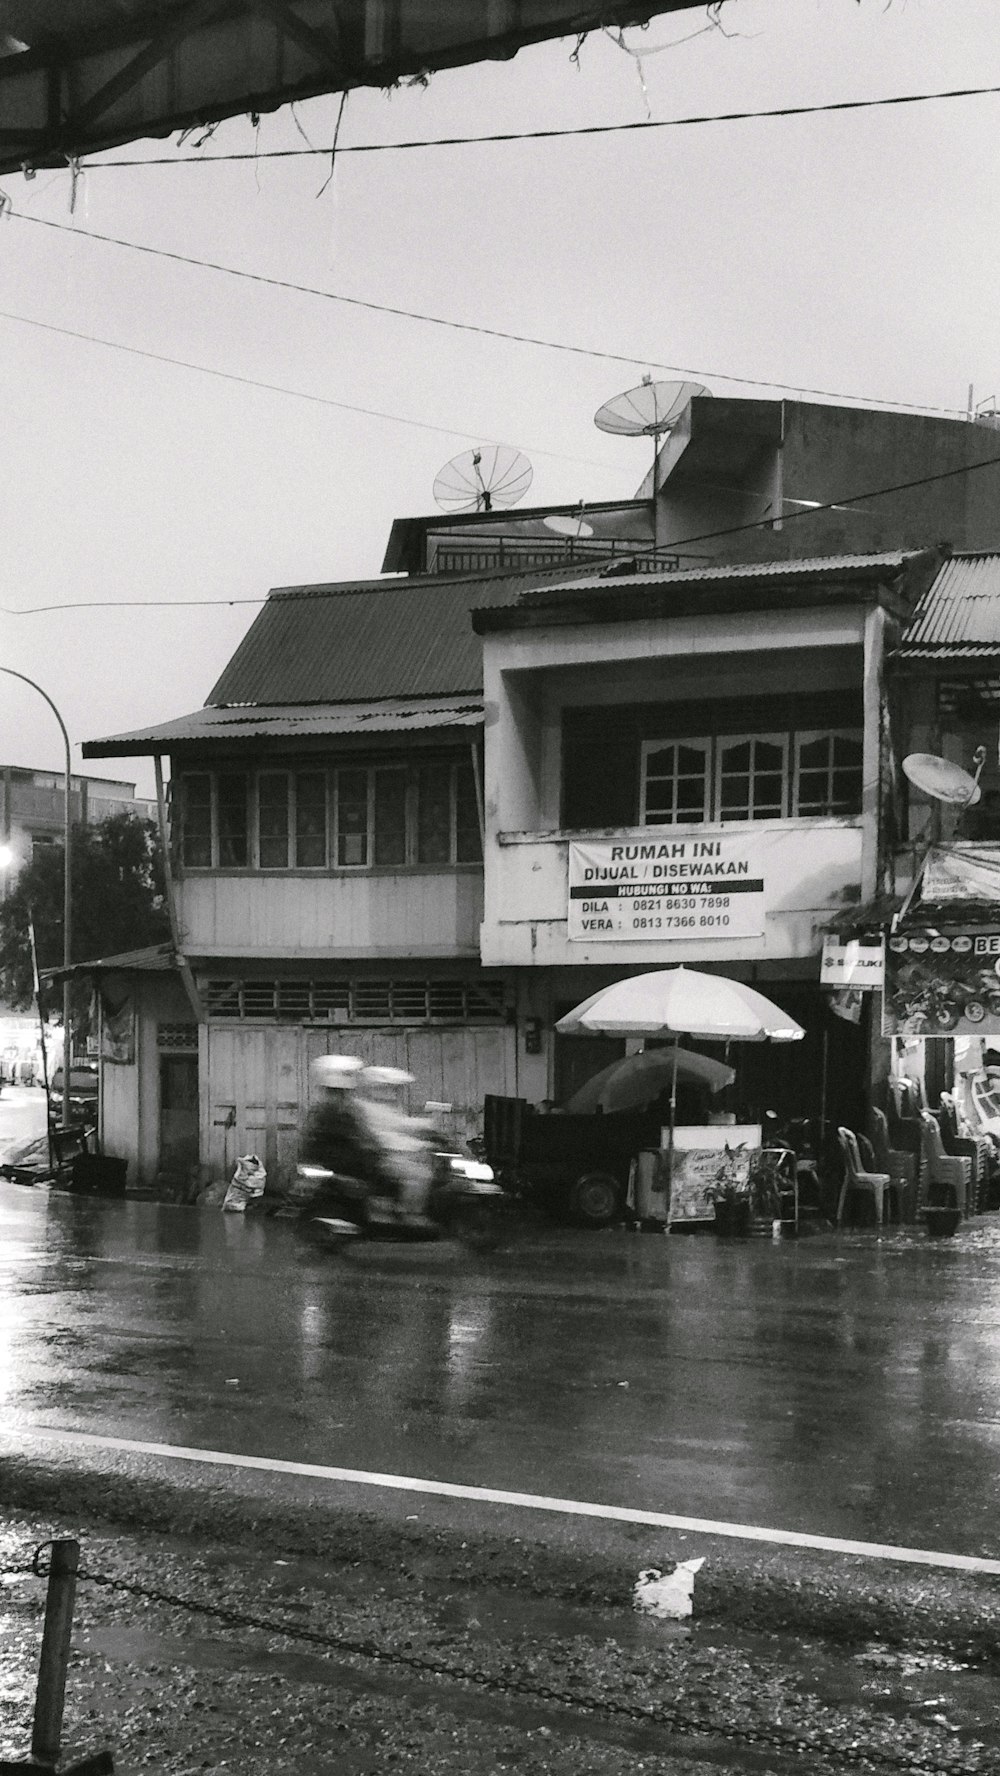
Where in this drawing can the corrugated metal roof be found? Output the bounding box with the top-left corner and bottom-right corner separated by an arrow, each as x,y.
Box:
206,564 -> 593,706
511,550 -> 917,603
43,943 -> 178,980
85,698 -> 483,758
899,553 -> 1000,655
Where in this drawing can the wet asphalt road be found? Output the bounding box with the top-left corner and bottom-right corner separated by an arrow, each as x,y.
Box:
4,1167 -> 1000,1563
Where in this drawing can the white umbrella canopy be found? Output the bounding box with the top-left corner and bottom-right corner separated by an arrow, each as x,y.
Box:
555,967 -> 805,1043
563,1048 -> 735,1115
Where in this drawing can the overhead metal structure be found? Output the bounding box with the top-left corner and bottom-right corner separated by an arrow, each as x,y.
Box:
0,2 -> 709,177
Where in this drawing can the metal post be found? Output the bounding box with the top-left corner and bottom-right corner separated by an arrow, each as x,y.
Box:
30,1539 -> 79,1767
0,670 -> 72,1128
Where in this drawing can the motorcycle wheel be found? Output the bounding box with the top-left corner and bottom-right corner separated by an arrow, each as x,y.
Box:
966,1000 -> 987,1024
447,1198 -> 502,1252
932,1005 -> 960,1032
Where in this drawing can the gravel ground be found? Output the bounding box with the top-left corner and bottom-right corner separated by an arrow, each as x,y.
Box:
1,1458 -> 1000,1774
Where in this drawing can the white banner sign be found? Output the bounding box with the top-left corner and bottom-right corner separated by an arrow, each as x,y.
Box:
568,836 -> 765,942
820,936 -> 885,989
922,845 -> 1000,904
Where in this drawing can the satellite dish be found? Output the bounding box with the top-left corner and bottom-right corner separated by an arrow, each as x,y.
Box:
594,377 -> 711,438
902,753 -> 982,807
433,446 -> 533,514
544,513 -> 594,539
595,377 -> 711,556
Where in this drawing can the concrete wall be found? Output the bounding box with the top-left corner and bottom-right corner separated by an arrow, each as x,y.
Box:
752,404 -> 1000,562
482,820 -> 865,968
638,400 -> 1000,569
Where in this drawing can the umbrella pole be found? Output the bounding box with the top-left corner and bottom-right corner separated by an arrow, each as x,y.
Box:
667,1038 -> 679,1211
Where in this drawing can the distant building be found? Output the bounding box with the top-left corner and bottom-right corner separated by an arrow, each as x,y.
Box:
0,765 -> 156,871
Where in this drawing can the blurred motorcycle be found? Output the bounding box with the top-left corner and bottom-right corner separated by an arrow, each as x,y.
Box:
293,1146 -> 503,1251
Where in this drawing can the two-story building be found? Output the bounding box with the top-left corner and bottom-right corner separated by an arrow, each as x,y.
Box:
472,549 -> 939,1126
80,562 -> 607,1193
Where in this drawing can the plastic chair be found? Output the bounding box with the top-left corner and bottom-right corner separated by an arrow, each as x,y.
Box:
937,1092 -> 989,1214
888,1079 -> 928,1200
836,1128 -> 890,1228
919,1111 -> 970,1215
867,1107 -> 918,1223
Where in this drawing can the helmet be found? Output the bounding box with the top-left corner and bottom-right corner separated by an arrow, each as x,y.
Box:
362,1066 -> 415,1088
311,1054 -> 363,1089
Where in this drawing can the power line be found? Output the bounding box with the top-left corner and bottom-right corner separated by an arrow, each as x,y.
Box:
5,210 -> 968,417
6,449 -> 1000,616
0,307 -> 611,469
69,80 -> 1000,167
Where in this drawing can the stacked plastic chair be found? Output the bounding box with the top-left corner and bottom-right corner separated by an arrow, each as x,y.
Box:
836,1128 -> 891,1227
918,1111 -> 971,1216
866,1107 -> 918,1223
887,1078 -> 929,1209
936,1092 -> 989,1214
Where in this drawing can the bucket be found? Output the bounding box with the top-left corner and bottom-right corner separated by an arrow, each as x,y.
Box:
70,1154 -> 128,1197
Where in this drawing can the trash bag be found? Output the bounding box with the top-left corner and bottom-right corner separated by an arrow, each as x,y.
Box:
223,1153 -> 267,1213
633,1559 -> 705,1620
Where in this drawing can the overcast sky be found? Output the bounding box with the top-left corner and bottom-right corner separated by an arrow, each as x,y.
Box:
2,0 -> 1000,797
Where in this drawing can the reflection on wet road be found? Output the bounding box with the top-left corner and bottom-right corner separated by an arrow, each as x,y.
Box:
4,1181 -> 1000,1558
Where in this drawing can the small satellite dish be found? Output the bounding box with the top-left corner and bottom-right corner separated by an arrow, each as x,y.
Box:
433,446 -> 533,514
594,378 -> 711,438
544,513 -> 594,539
902,753 -> 982,807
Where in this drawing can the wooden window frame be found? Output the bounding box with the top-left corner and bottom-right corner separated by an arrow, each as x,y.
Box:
792,728 -> 864,818
715,732 -> 789,823
639,737 -> 712,826
179,759 -> 481,871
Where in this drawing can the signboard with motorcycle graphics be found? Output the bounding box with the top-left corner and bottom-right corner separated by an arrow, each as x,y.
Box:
883,929 -> 1000,1037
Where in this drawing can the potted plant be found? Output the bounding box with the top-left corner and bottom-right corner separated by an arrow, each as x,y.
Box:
748,1149 -> 788,1229
707,1145 -> 752,1237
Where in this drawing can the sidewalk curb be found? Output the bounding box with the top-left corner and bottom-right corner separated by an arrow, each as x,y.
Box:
3,1445 -> 1000,1661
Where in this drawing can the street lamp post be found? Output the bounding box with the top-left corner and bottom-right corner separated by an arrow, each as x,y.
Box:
0,670 -> 72,1128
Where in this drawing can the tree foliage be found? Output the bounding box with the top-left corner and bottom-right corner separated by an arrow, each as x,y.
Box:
0,812 -> 170,1009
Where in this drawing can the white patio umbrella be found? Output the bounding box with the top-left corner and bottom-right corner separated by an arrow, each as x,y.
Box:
555,968 -> 804,1178
562,1047 -> 735,1115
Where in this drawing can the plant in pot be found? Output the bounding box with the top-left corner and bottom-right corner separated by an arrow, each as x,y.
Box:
748,1149 -> 789,1229
707,1145 -> 752,1237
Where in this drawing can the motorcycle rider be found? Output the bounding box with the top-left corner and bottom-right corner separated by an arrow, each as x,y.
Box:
300,1055 -> 431,1228
357,1065 -> 434,1227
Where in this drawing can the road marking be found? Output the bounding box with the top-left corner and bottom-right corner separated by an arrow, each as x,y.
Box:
20,1426 -> 1000,1577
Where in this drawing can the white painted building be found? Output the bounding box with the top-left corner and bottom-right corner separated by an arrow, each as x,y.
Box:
471,550 -> 937,1119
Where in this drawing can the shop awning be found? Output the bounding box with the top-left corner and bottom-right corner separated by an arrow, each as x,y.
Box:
0,3 -> 706,176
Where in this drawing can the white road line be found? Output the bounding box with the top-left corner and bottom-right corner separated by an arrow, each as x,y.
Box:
20,1426 -> 1000,1577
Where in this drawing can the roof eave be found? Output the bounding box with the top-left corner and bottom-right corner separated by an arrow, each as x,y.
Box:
472,572 -> 917,635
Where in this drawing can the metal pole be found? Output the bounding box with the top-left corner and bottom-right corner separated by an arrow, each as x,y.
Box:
0,670 -> 72,1128
28,913 -> 55,1177
30,1538 -> 79,1767
469,740 -> 486,857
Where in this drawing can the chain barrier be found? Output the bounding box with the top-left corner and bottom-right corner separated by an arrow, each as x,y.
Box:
4,1550 -> 987,1776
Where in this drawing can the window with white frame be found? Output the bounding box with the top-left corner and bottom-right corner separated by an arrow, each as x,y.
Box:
639,729 -> 862,826
640,739 -> 712,825
716,734 -> 788,822
177,760 -> 482,870
793,730 -> 864,816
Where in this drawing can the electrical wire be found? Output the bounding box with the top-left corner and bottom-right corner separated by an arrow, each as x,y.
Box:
3,210 -> 969,417
0,307 -> 612,469
5,448 -> 1000,617
66,80 -> 1000,167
